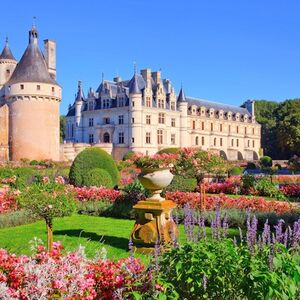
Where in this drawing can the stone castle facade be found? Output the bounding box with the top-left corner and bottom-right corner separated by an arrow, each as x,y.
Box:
65,69 -> 261,161
0,26 -> 61,161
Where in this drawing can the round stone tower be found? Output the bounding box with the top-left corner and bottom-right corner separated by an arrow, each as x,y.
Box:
5,25 -> 62,161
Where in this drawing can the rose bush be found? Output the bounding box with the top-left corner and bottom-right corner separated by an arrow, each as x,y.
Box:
280,184 -> 300,199
0,190 -> 18,214
166,192 -> 293,214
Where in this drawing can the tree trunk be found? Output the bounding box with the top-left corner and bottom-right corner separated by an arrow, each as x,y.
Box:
47,222 -> 53,253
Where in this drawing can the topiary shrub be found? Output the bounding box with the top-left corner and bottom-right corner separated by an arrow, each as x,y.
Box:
157,147 -> 180,154
82,168 -> 113,188
229,166 -> 243,176
29,160 -> 39,166
260,156 -> 272,168
69,147 -> 120,187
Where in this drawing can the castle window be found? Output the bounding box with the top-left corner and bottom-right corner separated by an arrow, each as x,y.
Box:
20,84 -> 24,90
146,132 -> 151,144
231,139 -> 234,147
88,101 -> 94,110
52,87 -> 55,92
104,117 -> 110,124
245,127 -> 247,135
253,140 -> 255,148
119,98 -> 125,107
146,115 -> 151,125
37,85 -> 41,91
252,128 -> 255,135
220,124 -> 223,132
195,136 -> 199,145
171,118 -> 175,127
132,118 -> 135,123
220,138 -> 223,146
236,139 -> 239,147
157,129 -> 163,144
171,134 -> 176,145
118,132 -> 124,144
6,69 -> 10,75
214,138 -> 217,146
192,120 -> 196,130
88,118 -> 94,127
89,134 -> 94,144
248,140 -> 250,147
202,136 -> 205,145
103,99 -> 110,109
237,126 -> 239,133
132,137 -> 135,143
201,122 -> 204,130
211,123 -> 213,131
132,101 -> 135,107
146,97 -> 151,107
118,115 -> 124,125
158,99 -> 165,108
171,102 -> 175,110
158,113 -> 165,124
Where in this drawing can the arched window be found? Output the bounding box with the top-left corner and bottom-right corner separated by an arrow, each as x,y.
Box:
214,138 -> 217,146
195,136 -> 199,145
202,136 -> 205,145
248,140 -> 250,147
192,120 -> 196,130
231,139 -> 234,147
103,132 -> 110,143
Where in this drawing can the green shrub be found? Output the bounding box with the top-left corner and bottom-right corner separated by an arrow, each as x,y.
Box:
163,175 -> 197,194
157,147 -> 180,154
246,162 -> 257,169
0,209 -> 39,228
229,166 -> 243,175
0,168 -> 14,179
69,147 -> 120,187
29,160 -> 39,166
122,150 -> 135,161
122,180 -> 149,200
260,155 -> 273,168
82,168 -> 113,188
254,177 -> 285,199
158,240 -> 300,299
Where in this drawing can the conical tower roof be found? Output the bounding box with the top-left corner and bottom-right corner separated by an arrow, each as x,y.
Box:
177,86 -> 186,102
75,81 -> 84,102
0,38 -> 16,61
7,26 -> 57,85
129,72 -> 141,94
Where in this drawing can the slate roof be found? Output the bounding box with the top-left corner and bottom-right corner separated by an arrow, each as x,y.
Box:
0,39 -> 16,60
177,87 -> 186,102
7,30 -> 57,85
186,97 -> 250,115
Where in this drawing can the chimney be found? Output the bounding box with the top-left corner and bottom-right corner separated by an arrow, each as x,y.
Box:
151,70 -> 161,84
44,39 -> 56,80
141,68 -> 151,83
113,76 -> 122,83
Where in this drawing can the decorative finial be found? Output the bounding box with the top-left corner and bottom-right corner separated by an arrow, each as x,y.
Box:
5,36 -> 8,45
78,80 -> 82,89
101,72 -> 104,83
133,61 -> 137,74
181,81 -> 183,89
32,16 -> 36,28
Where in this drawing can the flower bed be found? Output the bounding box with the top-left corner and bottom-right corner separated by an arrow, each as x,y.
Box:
0,189 -> 18,214
280,184 -> 300,199
166,191 -> 293,214
204,176 -> 241,194
70,186 -> 122,203
0,241 -> 157,299
272,175 -> 300,185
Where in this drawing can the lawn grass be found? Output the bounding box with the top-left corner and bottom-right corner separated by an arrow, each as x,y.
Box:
0,214 -> 239,263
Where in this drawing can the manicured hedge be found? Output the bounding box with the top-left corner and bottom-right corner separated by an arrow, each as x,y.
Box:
69,147 -> 119,187
157,147 -> 180,154
82,168 -> 113,188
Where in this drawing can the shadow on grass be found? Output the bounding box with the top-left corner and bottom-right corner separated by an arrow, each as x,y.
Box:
53,229 -> 129,250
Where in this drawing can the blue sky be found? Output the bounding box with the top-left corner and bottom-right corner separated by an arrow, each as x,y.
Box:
1,0 -> 300,114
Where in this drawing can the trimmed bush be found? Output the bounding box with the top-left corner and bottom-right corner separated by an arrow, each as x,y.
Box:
82,168 -> 113,188
246,162 -> 257,170
163,175 -> 197,193
229,166 -> 243,175
69,147 -> 120,187
260,155 -> 273,168
157,147 -> 180,154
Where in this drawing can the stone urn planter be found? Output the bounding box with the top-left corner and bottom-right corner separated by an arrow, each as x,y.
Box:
138,167 -> 174,201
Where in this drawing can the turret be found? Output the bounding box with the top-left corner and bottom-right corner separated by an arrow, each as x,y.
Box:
177,85 -> 188,147
0,37 -> 17,88
74,81 -> 84,142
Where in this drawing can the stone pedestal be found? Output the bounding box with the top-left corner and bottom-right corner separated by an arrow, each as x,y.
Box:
130,199 -> 178,254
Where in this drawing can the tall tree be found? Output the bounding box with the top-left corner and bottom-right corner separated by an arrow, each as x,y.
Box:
60,115 -> 66,143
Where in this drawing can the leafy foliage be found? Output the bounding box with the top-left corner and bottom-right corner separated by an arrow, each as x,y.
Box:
82,168 -> 113,188
163,175 -> 197,193
69,147 -> 119,187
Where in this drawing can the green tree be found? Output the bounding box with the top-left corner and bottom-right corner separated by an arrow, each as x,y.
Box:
275,99 -> 300,158
60,115 -> 66,143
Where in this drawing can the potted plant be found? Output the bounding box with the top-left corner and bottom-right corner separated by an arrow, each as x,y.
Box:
133,153 -> 177,201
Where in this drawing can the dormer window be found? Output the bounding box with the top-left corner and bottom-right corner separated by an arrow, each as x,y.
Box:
171,102 -> 175,110
88,101 -> 94,111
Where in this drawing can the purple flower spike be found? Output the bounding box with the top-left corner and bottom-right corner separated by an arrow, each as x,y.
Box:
262,219 -> 271,247
128,237 -> 133,258
274,219 -> 285,244
202,274 -> 207,291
